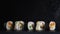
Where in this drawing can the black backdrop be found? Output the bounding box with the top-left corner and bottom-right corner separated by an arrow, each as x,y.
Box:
0,0 -> 60,34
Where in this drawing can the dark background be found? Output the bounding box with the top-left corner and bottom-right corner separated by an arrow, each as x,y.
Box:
0,0 -> 60,32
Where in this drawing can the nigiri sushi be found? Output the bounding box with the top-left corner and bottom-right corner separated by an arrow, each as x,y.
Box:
14,21 -> 24,31
36,21 -> 45,31
6,21 -> 13,31
49,21 -> 56,31
27,21 -> 34,31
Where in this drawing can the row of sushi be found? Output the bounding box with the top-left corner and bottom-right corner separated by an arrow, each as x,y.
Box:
4,21 -> 56,31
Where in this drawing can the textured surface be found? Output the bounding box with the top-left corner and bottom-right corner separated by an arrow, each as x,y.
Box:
0,31 -> 60,34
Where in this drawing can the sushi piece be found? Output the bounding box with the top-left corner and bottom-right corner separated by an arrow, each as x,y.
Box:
49,21 -> 56,31
6,21 -> 13,31
27,21 -> 34,31
36,21 -> 45,31
14,21 -> 24,31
